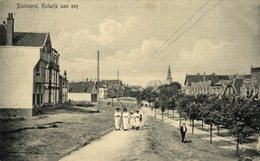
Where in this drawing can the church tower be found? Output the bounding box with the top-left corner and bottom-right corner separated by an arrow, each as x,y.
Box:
166,65 -> 172,84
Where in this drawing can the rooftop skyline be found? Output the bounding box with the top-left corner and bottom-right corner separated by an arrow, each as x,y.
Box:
0,0 -> 259,87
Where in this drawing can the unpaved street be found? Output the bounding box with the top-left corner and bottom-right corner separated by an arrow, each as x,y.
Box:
60,108 -> 152,161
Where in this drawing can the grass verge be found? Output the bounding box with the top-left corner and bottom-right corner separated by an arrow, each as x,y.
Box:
0,103 -> 116,161
142,117 -> 243,161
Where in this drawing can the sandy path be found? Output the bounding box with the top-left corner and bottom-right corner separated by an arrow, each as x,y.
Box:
60,107 -> 152,161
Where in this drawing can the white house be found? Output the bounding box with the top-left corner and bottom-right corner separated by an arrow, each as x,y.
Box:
0,13 -> 65,118
68,81 -> 98,102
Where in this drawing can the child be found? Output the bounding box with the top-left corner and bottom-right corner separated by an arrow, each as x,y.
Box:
130,111 -> 135,129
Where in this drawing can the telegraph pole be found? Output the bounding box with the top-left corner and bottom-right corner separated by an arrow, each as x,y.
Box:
117,69 -> 119,98
97,51 -> 100,112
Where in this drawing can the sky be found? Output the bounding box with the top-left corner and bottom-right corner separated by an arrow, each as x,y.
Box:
0,0 -> 259,87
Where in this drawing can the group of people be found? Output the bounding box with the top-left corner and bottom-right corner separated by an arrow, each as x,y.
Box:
114,106 -> 189,143
114,107 -> 143,131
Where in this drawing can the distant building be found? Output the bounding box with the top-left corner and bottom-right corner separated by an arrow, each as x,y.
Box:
147,65 -> 173,90
59,71 -> 69,103
183,67 -> 260,100
183,72 -> 230,95
130,86 -> 143,97
97,82 -> 107,99
68,81 -> 98,102
124,86 -> 132,97
240,66 -> 260,100
102,80 -> 124,98
0,13 -> 67,118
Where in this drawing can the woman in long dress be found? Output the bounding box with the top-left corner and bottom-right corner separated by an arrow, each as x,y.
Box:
134,110 -> 141,130
122,108 -> 129,131
114,108 -> 121,131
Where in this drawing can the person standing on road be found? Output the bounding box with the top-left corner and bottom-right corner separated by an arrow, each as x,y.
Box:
114,108 -> 121,131
134,110 -> 141,130
122,108 -> 129,131
180,123 -> 187,143
139,107 -> 143,123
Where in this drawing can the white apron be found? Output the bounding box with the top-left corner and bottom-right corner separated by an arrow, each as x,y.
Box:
114,111 -> 121,129
122,112 -> 129,129
134,113 -> 141,127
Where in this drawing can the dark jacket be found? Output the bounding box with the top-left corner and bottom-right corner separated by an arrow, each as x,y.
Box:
180,126 -> 187,133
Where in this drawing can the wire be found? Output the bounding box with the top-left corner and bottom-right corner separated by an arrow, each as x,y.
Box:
136,0 -> 222,72
135,0 -> 211,72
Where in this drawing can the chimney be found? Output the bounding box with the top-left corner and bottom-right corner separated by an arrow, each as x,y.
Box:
64,70 -> 67,79
86,78 -> 88,82
203,72 -> 206,82
7,13 -> 14,46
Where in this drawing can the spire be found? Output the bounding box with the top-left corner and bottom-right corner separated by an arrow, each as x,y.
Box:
166,65 -> 172,84
168,65 -> 171,77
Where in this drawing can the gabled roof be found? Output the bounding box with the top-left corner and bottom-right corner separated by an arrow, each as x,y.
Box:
13,32 -> 48,47
184,74 -> 230,85
102,80 -> 123,89
251,67 -> 260,73
0,24 -> 49,47
69,81 -> 96,93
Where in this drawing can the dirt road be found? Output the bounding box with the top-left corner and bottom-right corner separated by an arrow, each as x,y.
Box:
60,107 -> 152,161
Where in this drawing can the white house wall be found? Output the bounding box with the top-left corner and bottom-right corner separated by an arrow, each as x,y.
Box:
0,47 -> 40,118
68,93 -> 92,102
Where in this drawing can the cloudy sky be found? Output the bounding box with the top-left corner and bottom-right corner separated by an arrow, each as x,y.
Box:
0,0 -> 259,87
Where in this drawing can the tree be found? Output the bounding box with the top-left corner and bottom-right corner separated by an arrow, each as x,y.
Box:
154,100 -> 160,118
158,82 -> 182,119
177,95 -> 190,128
201,95 -> 221,144
140,87 -> 157,107
186,101 -> 200,134
222,97 -> 260,156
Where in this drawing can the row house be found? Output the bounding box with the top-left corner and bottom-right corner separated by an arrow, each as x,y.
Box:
0,13 -> 68,118
184,73 -> 230,95
184,66 -> 260,100
102,80 -> 124,98
240,66 -> 260,100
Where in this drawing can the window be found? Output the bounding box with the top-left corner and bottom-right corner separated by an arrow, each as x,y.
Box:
37,94 -> 40,104
42,67 -> 45,76
36,66 -> 40,76
33,94 -> 35,105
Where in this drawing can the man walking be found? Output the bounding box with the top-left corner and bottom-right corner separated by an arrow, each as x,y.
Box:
180,123 -> 187,143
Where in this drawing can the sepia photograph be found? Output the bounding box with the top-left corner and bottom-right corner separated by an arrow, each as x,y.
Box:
0,0 -> 260,160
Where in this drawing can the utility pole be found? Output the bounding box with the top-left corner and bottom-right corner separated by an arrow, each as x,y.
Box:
117,69 -> 119,98
96,51 -> 100,112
